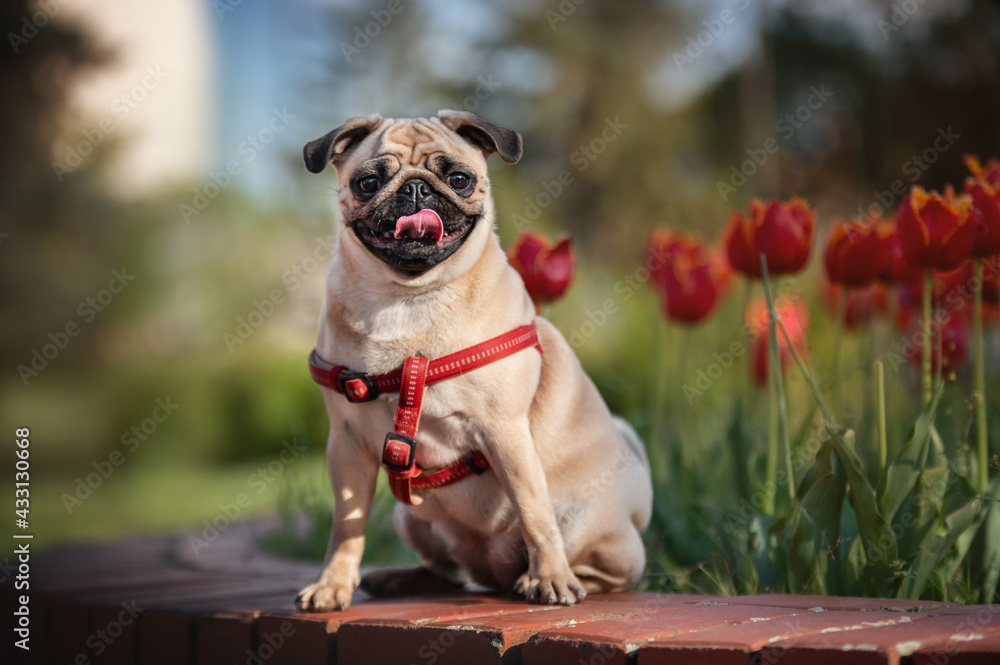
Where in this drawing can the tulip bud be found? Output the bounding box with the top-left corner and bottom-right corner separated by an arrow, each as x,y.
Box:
649,230 -> 731,325
896,186 -> 975,271
508,231 -> 575,311
725,198 -> 815,278
964,156 -> 1000,259
824,217 -> 891,287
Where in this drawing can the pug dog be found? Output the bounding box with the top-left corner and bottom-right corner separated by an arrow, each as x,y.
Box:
295,110 -> 652,611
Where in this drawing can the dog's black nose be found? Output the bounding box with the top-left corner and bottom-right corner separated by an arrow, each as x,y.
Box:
400,179 -> 433,203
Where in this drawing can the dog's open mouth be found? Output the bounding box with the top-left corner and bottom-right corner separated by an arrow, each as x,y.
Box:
356,209 -> 471,249
353,208 -> 477,273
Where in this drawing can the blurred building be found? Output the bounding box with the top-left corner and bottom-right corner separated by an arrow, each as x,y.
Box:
58,0 -> 213,197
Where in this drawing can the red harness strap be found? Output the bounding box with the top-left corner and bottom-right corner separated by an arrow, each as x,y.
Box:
307,323 -> 540,505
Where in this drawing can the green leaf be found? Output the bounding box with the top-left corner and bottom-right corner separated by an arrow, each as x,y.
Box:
769,431 -> 831,542
749,514 -> 781,591
895,467 -> 949,564
726,398 -> 754,504
947,499 -> 988,587
978,495 -> 1000,604
829,428 -> 897,594
877,387 -> 944,523
787,440 -> 847,595
841,536 -> 866,592
901,499 -> 981,598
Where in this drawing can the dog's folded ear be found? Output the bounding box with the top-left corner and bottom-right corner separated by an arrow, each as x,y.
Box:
303,114 -> 384,174
436,110 -> 523,165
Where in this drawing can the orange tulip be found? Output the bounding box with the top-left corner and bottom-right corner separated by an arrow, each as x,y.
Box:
824,217 -> 892,287
724,198 -> 815,278
965,155 -> 1000,259
648,230 -> 731,325
896,186 -> 975,271
508,231 -> 575,311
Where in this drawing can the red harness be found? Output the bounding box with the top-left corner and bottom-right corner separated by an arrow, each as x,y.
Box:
307,323 -> 541,505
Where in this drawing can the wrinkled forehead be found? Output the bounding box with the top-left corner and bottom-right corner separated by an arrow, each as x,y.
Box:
356,118 -> 483,170
383,119 -> 453,165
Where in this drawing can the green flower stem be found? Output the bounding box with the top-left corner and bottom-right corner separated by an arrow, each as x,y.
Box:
876,360 -> 887,474
649,315 -> 669,475
923,268 -> 932,407
833,286 -> 848,417
763,265 -> 834,427
765,337 -> 778,515
974,259 -> 988,496
886,288 -> 901,455
741,279 -> 753,422
761,255 -> 794,508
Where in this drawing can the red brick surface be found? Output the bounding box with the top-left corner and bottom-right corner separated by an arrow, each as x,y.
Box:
637,609 -> 914,665
337,596 -> 675,665
7,536 -> 999,665
760,610 -> 1000,665
722,593 -> 960,612
522,603 -> 804,665
912,633 -> 1000,665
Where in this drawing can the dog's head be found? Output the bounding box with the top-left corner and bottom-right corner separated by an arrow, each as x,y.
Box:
303,111 -> 522,276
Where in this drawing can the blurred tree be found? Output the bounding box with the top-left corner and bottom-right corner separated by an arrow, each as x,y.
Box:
0,1 -> 122,364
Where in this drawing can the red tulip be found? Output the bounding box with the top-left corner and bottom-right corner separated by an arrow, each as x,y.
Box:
966,154 -> 1000,188
724,198 -> 816,278
965,155 -> 1000,259
745,298 -> 810,385
648,230 -> 731,325
822,281 -> 887,330
930,259 -> 999,307
508,231 -> 575,311
879,219 -> 923,284
909,315 -> 969,374
897,186 -> 975,271
648,229 -> 690,287
824,217 -> 892,287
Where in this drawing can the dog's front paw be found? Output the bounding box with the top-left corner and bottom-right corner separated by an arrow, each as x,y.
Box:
296,578 -> 355,612
513,567 -> 586,606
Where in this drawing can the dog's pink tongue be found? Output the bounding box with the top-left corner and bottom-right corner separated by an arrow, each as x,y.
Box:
394,209 -> 444,242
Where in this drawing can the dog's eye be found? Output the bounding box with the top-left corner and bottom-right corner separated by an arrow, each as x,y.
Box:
447,173 -> 470,190
357,176 -> 380,193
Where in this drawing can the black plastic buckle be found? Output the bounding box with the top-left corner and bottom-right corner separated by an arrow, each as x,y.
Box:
382,433 -> 417,471
337,372 -> 379,403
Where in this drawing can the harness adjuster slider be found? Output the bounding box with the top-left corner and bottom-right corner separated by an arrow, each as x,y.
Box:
464,451 -> 488,475
382,432 -> 417,472
337,372 -> 379,403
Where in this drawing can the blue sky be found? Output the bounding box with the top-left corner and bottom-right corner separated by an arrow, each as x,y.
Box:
210,0 -> 326,205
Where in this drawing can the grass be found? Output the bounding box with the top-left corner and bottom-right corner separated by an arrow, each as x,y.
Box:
30,461 -> 291,550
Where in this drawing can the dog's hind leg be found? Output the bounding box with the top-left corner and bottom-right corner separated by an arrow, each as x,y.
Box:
570,525 -> 647,594
360,505 -> 465,598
